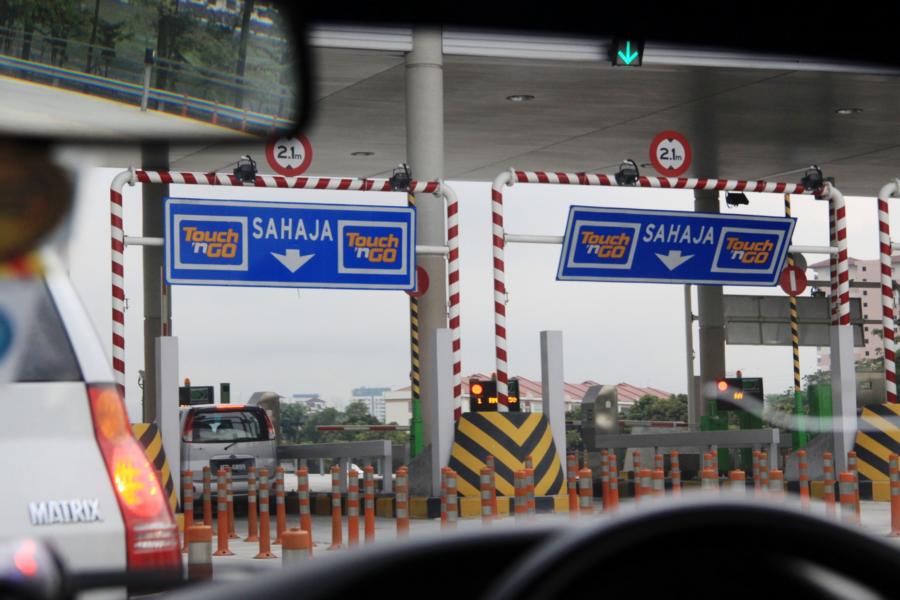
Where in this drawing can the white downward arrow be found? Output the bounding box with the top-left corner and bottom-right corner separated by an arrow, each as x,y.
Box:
271,249 -> 315,273
656,249 -> 694,271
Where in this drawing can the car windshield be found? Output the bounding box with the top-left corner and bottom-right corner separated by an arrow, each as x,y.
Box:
190,409 -> 266,443
4,2 -> 900,598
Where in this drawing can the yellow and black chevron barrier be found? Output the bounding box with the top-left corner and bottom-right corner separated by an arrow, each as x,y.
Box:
132,423 -> 179,512
852,403 -> 900,501
448,413 -> 565,498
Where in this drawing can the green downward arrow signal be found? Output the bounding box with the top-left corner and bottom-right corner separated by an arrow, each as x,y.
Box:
617,40 -> 639,65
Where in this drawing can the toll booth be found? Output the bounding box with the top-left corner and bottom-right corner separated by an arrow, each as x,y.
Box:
703,375 -> 764,473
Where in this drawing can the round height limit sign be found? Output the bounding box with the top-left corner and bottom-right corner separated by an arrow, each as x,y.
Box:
265,135 -> 313,176
649,130 -> 692,177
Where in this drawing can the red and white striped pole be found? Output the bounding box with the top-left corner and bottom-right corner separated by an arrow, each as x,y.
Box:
489,169 -> 829,402
877,181 -> 900,403
109,171 -> 460,408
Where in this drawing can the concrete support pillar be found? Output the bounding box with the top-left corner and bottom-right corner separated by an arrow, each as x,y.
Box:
406,27 -> 447,486
540,331 -> 566,470
830,326 -> 857,473
425,328 -> 455,496
694,189 -> 725,416
142,143 -> 170,422
155,336 -> 180,504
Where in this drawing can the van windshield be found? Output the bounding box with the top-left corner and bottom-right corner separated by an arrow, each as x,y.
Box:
190,409 -> 268,443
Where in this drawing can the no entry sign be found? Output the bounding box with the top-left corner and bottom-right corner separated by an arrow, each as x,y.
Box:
779,265 -> 807,296
265,135 -> 313,176
649,131 -> 692,177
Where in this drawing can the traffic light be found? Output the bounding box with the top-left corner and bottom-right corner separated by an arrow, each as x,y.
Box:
470,378 -> 497,412
469,378 -> 522,412
715,376 -> 744,411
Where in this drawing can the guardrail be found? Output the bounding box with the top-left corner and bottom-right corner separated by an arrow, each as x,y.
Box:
0,52 -> 293,135
277,441 -> 394,493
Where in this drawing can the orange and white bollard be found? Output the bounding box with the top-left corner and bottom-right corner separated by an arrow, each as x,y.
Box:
752,451 -> 761,494
567,454 -> 578,515
729,470 -> 746,495
364,466 -> 376,543
670,451 -> 681,496
486,456 -> 498,517
186,525 -> 213,581
600,451 -> 610,512
578,468 -> 593,514
632,450 -> 642,501
396,467 -> 410,537
823,452 -> 836,518
182,470 -> 194,553
652,468 -> 664,497
440,468 -> 449,527
655,453 -> 664,472
515,470 -> 528,521
328,465 -> 343,549
245,466 -> 259,543
890,454 -> 900,536
608,461 -> 619,512
282,528 -> 310,565
759,452 -> 770,494
701,468 -> 717,494
769,470 -> 785,497
798,450 -> 810,510
445,469 -> 459,529
225,467 -> 238,540
347,469 -> 360,547
839,472 -> 859,526
255,468 -> 276,559
201,466 -> 213,528
848,451 -> 861,518
297,468 -> 313,550
480,466 -> 493,525
525,467 -> 536,518
525,455 -> 536,517
274,467 -> 286,545
638,468 -> 652,502
213,469 -> 233,556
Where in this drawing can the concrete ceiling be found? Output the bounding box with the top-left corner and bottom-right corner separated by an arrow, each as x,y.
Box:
86,28 -> 900,196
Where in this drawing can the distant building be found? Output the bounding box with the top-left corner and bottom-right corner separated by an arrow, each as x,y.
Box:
381,375 -> 675,424
351,387 -> 391,423
810,256 -> 897,369
286,393 -> 326,413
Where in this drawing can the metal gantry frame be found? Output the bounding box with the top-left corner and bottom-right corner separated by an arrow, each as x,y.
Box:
489,168 -> 850,406
109,169 -> 463,414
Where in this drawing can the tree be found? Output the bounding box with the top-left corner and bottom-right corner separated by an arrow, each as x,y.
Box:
565,404 -> 583,452
621,394 -> 688,422
278,402 -> 308,443
344,400 -> 377,425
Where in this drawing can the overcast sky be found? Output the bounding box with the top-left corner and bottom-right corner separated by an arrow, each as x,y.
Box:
56,157 -> 890,420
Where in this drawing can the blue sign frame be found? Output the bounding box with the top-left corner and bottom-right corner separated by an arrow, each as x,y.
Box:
557,206 -> 796,286
165,198 -> 416,290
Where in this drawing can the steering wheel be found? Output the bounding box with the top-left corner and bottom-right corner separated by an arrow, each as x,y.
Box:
486,499 -> 900,600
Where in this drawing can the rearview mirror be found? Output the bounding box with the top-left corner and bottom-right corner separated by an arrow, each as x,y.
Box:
0,1 -> 308,142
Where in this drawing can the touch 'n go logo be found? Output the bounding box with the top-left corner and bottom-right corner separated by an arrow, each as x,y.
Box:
569,222 -> 640,269
712,227 -> 784,274
338,220 -> 409,275
173,216 -> 249,271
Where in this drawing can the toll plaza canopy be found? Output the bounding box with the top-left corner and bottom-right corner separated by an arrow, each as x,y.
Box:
79,25 -> 900,195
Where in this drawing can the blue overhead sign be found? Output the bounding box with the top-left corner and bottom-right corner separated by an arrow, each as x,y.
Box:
557,206 -> 796,286
165,198 -> 415,290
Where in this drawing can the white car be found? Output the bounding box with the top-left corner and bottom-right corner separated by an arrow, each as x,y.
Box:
2,257 -> 181,578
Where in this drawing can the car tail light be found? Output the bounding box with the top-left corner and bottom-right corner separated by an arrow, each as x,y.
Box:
181,410 -> 195,442
87,384 -> 181,572
263,411 -> 276,440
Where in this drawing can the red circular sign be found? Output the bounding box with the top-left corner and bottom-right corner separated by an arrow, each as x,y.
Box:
649,130 -> 692,177
265,135 -> 313,176
405,266 -> 430,298
779,265 -> 808,296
